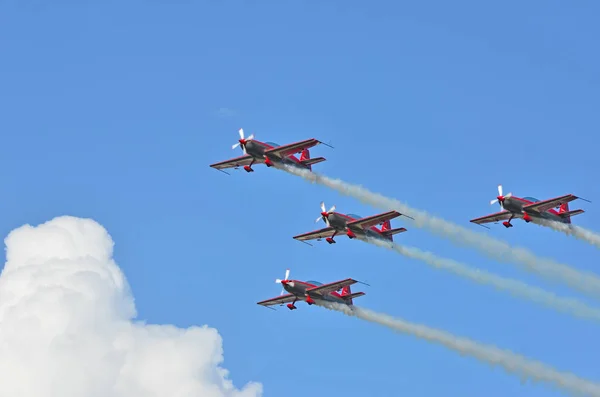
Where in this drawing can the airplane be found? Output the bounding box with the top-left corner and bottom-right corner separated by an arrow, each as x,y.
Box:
470,184 -> 590,229
256,269 -> 366,310
292,201 -> 410,244
209,128 -> 331,174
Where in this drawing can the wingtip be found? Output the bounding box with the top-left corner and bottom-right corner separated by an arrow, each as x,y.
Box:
318,140 -> 335,149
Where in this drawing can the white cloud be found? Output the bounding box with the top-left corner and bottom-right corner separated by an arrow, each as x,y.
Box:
0,216 -> 262,397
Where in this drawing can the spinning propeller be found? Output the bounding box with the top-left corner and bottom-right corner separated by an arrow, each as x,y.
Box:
275,269 -> 293,295
490,184 -> 512,209
315,201 -> 336,226
231,128 -> 254,154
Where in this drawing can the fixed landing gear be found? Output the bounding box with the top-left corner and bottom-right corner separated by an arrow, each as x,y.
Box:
503,214 -> 515,228
326,231 -> 338,244
243,159 -> 255,173
287,298 -> 298,310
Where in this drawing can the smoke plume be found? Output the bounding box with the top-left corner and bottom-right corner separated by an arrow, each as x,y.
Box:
533,219 -> 600,250
365,237 -> 600,323
320,302 -> 600,397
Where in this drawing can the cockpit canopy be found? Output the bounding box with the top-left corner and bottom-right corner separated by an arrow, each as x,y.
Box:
523,197 -> 540,203
265,142 -> 280,147
306,280 -> 323,286
347,214 -> 362,219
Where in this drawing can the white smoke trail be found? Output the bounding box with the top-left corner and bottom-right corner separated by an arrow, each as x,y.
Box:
533,219 -> 600,250
319,302 -> 600,397
281,165 -> 600,300
364,237 -> 600,323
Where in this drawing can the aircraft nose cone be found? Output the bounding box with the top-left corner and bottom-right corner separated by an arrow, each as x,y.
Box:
321,212 -> 329,217
497,195 -> 504,202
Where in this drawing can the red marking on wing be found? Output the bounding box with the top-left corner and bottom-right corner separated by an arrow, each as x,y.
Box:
305,278 -> 357,296
256,293 -> 297,307
292,226 -> 336,241
522,194 -> 579,213
263,139 -> 321,159
209,155 -> 261,170
346,211 -> 402,230
470,211 -> 515,224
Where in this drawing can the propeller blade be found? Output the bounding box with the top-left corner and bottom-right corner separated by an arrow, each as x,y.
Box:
275,278 -> 282,283
232,142 -> 240,149
490,199 -> 498,205
239,128 -> 244,139
246,134 -> 254,141
498,184 -> 503,197
284,269 -> 290,281
328,205 -> 336,213
315,216 -> 323,223
505,192 -> 513,198
320,202 -> 326,212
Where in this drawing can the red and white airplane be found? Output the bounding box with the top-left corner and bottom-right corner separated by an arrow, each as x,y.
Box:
470,184 -> 590,228
209,128 -> 331,174
257,269 -> 366,310
293,202 -> 410,244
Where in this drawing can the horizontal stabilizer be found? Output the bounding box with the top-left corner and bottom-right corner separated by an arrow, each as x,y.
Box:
300,157 -> 326,166
342,292 -> 365,301
559,209 -> 585,218
381,227 -> 407,236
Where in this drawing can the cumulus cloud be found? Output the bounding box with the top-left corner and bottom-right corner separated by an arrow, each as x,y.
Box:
0,216 -> 262,397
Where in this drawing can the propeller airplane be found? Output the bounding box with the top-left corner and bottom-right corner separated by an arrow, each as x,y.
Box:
292,202 -> 411,244
209,128 -> 332,174
256,269 -> 367,311
470,184 -> 590,229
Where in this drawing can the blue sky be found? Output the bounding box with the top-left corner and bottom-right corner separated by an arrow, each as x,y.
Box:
1,1 -> 599,395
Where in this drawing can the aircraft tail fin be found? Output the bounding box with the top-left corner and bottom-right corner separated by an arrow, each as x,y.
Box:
299,149 -> 313,170
381,219 -> 392,232
340,285 -> 364,305
380,219 -> 406,241
559,202 -> 572,223
380,227 -> 407,241
300,148 -> 310,161
558,206 -> 585,223
300,157 -> 326,168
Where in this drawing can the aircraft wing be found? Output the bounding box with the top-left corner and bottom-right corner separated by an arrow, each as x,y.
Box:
257,293 -> 297,307
346,210 -> 402,230
292,226 -> 336,241
470,211 -> 515,225
305,278 -> 357,296
522,194 -> 579,213
209,155 -> 261,170
263,139 -> 321,159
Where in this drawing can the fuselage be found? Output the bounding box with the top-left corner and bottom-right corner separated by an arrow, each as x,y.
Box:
282,280 -> 348,304
325,212 -> 391,241
243,140 -> 310,170
502,196 -> 566,223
